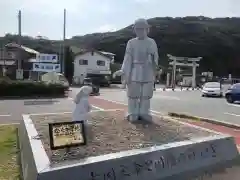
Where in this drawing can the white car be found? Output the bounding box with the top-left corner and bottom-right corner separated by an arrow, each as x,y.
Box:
202,82 -> 223,97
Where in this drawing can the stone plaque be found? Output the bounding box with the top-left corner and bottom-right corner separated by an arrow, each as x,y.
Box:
48,121 -> 86,150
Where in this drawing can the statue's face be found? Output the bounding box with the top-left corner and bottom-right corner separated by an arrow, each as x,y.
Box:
134,27 -> 148,39
133,19 -> 149,39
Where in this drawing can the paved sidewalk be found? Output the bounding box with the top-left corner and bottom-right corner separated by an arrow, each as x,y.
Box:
89,96 -> 240,150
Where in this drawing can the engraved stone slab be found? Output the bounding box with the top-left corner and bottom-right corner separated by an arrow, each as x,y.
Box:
19,115 -> 240,180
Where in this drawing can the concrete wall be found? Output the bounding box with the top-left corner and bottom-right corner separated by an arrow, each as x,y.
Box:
19,114 -> 240,180
37,136 -> 239,180
19,115 -> 51,180
18,119 -> 38,180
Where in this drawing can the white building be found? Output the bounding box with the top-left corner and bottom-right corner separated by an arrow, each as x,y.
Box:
73,50 -> 115,86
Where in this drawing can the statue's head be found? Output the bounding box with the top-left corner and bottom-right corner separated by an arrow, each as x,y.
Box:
133,18 -> 149,39
74,85 -> 92,104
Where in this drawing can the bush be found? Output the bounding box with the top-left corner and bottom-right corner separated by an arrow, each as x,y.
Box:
0,80 -> 69,98
0,76 -> 12,83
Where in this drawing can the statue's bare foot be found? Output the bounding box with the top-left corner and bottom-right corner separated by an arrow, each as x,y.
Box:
126,114 -> 139,123
139,114 -> 153,123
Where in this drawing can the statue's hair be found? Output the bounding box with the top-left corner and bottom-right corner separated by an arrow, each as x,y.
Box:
134,18 -> 149,28
74,86 -> 92,104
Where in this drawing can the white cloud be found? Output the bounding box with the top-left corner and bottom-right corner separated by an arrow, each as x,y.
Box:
95,24 -> 117,32
134,0 -> 155,3
98,3 -> 113,14
14,0 -> 90,15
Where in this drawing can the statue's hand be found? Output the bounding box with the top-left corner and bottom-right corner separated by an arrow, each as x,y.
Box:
148,53 -> 155,64
112,70 -> 123,78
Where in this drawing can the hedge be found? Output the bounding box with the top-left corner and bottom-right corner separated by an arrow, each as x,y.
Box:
0,80 -> 69,98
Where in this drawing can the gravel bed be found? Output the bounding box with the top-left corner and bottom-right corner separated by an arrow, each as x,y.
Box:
31,110 -> 214,164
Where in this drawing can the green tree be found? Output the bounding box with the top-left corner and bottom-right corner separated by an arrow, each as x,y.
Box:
2,17 -> 240,77
64,46 -> 74,84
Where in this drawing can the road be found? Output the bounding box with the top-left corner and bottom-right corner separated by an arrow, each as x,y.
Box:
0,98 -> 75,124
1,85 -> 239,125
74,86 -> 240,125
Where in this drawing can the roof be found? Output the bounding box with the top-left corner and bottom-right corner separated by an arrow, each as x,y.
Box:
75,50 -> 114,60
99,51 -> 115,56
28,58 -> 38,63
5,43 -> 39,55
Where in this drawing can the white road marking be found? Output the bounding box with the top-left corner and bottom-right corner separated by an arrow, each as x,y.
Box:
68,97 -> 104,111
224,112 -> 240,117
150,110 -> 165,116
0,114 -> 11,117
226,103 -> 240,108
91,109 -> 123,112
28,112 -> 71,116
91,105 -> 104,111
154,95 -> 180,100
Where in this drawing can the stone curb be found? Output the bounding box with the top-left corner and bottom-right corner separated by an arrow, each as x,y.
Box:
109,86 -> 201,91
168,112 -> 240,129
162,87 -> 201,91
96,84 -> 202,91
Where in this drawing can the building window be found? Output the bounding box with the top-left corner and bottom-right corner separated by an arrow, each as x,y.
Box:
97,60 -> 105,66
7,52 -> 15,59
79,59 -> 88,65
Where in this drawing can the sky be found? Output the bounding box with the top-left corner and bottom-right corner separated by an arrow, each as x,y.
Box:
0,0 -> 240,40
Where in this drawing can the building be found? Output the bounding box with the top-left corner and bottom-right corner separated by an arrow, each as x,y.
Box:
0,43 -> 39,79
73,50 -> 115,86
98,51 -> 115,63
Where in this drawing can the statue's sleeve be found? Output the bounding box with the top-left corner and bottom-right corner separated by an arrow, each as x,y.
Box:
152,40 -> 159,66
121,41 -> 133,81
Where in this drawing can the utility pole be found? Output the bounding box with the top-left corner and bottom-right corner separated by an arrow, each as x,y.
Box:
62,9 -> 66,75
16,10 -> 23,79
18,10 -> 22,70
0,45 -> 3,76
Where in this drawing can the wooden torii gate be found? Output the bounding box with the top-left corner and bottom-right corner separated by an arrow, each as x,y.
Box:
167,54 -> 202,88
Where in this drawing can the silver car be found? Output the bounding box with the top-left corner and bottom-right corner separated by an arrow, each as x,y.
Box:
202,82 -> 223,97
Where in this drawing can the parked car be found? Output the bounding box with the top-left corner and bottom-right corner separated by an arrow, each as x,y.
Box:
83,78 -> 100,95
225,83 -> 240,103
41,72 -> 69,88
86,74 -> 111,87
201,82 -> 222,97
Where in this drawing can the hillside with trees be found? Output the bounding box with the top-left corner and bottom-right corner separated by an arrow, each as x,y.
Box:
1,16 -> 240,76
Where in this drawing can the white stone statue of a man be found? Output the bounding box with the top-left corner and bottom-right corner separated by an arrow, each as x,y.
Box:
113,18 -> 159,122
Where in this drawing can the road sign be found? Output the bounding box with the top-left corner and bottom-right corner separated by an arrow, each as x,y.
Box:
33,63 -> 61,72
36,53 -> 58,63
48,121 -> 86,150
16,69 -> 23,79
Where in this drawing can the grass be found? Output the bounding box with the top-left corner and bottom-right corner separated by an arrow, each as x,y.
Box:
0,125 -> 20,180
168,112 -> 201,121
